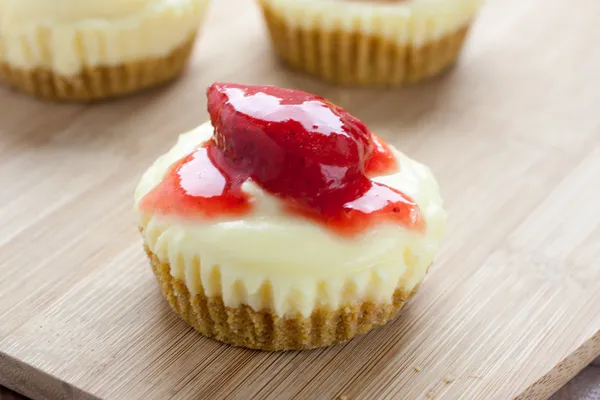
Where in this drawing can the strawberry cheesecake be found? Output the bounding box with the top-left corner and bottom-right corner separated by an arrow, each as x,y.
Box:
135,82 -> 446,350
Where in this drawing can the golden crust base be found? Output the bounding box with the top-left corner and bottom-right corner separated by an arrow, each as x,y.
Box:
0,35 -> 196,102
146,246 -> 419,351
259,4 -> 470,86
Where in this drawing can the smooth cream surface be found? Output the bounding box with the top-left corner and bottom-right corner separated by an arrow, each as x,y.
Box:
135,122 -> 446,317
1,0 -> 153,22
0,0 -> 209,75
260,0 -> 483,45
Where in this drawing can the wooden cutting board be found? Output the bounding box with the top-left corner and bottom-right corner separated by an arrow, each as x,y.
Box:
1,0 -> 599,399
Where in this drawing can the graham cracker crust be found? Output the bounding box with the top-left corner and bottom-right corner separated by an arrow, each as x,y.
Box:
0,35 -> 196,102
260,3 -> 470,86
146,246 -> 419,351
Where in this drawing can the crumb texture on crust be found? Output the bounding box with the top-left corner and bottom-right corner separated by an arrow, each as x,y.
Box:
258,0 -> 481,85
0,35 -> 195,101
149,246 -> 419,351
264,18 -> 469,85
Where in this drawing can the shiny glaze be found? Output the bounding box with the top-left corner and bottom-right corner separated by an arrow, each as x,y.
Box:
139,140 -> 251,218
141,83 -> 423,235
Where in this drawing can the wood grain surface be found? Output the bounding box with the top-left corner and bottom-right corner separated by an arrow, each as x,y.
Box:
1,0 -> 599,399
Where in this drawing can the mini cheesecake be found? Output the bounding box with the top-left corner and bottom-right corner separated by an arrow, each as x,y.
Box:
257,0 -> 483,86
134,82 -> 446,350
0,0 -> 210,101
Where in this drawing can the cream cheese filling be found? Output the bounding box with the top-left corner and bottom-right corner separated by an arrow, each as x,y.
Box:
259,0 -> 483,45
1,0 -> 156,23
0,0 -> 210,75
135,122 -> 446,317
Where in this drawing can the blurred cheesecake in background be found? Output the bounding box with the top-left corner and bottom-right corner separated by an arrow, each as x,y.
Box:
0,0 -> 211,101
257,0 -> 484,86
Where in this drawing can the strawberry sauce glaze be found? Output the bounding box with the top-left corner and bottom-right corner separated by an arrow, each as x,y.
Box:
140,83 -> 423,235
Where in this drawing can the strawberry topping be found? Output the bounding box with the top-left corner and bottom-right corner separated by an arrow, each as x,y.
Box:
140,83 -> 423,235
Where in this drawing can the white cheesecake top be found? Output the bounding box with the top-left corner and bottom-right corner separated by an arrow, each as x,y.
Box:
0,0 -> 209,75
1,0 -> 153,23
259,0 -> 483,45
